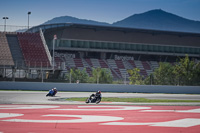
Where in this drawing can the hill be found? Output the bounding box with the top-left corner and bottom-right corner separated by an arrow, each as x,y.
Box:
112,9 -> 200,33
43,15 -> 110,26
43,9 -> 200,33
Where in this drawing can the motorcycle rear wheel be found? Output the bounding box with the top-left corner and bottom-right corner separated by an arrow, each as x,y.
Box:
96,99 -> 101,104
85,98 -> 90,103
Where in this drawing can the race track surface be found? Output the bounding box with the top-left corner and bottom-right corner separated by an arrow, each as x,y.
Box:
0,104 -> 200,133
0,91 -> 200,132
0,91 -> 200,105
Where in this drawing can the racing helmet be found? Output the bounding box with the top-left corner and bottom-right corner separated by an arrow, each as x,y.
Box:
97,90 -> 101,94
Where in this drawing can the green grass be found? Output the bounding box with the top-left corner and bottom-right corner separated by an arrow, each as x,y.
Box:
65,97 -> 200,103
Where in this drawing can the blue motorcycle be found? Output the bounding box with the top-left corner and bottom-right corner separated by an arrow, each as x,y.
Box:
46,88 -> 57,97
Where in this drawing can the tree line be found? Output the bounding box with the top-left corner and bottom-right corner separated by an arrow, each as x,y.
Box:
65,67 -> 113,84
65,55 -> 200,86
128,55 -> 200,86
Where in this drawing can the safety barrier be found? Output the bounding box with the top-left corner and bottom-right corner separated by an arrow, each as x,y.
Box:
0,81 -> 200,94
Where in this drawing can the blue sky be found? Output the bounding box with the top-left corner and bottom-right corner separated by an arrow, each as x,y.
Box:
0,0 -> 200,26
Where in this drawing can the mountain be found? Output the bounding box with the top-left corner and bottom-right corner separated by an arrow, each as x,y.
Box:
112,9 -> 200,33
43,15 -> 110,26
43,9 -> 200,33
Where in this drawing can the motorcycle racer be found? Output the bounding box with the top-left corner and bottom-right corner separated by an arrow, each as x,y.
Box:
95,90 -> 102,101
86,90 -> 102,104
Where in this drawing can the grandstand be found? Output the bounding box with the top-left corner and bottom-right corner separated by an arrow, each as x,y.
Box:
0,31 -> 52,79
1,23 -> 200,81
0,32 -> 14,66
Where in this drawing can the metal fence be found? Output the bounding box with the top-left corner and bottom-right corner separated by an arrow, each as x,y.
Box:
0,25 -> 30,32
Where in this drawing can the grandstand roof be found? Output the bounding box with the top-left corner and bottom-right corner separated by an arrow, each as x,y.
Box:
28,23 -> 200,37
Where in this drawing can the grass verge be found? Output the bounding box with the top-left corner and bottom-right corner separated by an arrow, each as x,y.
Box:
66,97 -> 200,103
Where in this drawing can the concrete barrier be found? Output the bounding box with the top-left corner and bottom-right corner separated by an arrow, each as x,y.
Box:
0,81 -> 200,94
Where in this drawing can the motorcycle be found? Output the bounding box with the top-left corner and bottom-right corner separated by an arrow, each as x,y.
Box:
85,94 -> 101,104
46,89 -> 57,97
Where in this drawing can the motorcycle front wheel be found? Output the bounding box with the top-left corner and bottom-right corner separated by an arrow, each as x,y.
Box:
96,99 -> 101,104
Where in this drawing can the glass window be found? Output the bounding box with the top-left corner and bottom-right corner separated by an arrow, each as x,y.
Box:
120,43 -> 125,50
180,47 -> 184,53
57,40 -> 61,47
89,41 -> 95,48
84,41 -> 89,48
96,42 -> 101,49
56,40 -> 60,47
114,43 -> 119,50
131,44 -> 137,51
136,44 -> 141,51
73,40 -> 78,48
174,47 -> 179,53
148,45 -> 153,52
143,45 -> 148,51
190,48 -> 194,54
159,46 -> 164,52
169,46 -> 174,53
195,48 -> 200,54
108,42 -> 113,49
67,40 -> 71,47
62,40 -> 66,47
184,47 -> 189,53
163,46 -> 168,52
77,41 -> 84,48
49,40 -> 200,56
153,45 -> 158,52
102,42 -> 107,49
125,43 -> 131,50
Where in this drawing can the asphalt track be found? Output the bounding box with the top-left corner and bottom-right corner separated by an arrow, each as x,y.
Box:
0,91 -> 200,132
0,91 -> 200,105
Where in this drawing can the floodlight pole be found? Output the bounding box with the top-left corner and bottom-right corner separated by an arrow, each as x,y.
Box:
124,73 -> 126,85
3,17 -> 9,32
52,35 -> 57,74
28,12 -> 31,29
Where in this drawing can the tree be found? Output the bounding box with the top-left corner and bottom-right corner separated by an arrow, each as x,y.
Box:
173,55 -> 199,85
65,68 -> 89,83
144,73 -> 154,85
89,68 -> 113,84
193,62 -> 200,85
150,55 -> 200,86
127,68 -> 144,85
153,62 -> 175,85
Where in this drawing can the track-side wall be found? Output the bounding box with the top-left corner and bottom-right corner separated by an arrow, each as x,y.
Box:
0,82 -> 200,94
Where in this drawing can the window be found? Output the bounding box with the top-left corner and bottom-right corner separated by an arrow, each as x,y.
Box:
102,42 -> 107,49
125,43 -> 131,50
120,43 -> 125,50
71,40 -> 78,48
96,42 -> 101,49
108,42 -> 113,49
114,43 -> 119,50
84,41 -> 89,48
89,41 -> 95,48
131,44 -> 137,51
